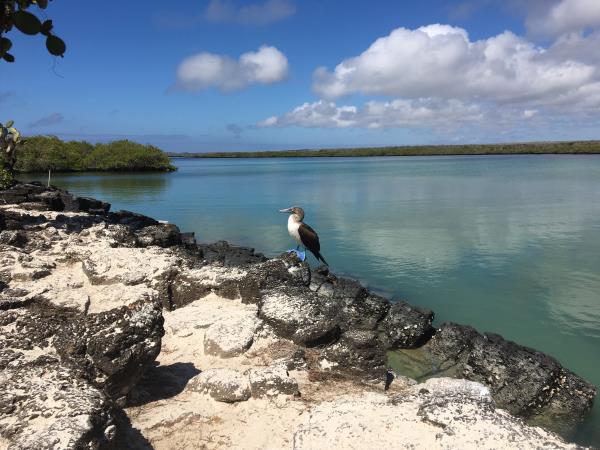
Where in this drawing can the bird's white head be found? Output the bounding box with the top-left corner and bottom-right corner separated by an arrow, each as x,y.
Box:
279,206 -> 304,221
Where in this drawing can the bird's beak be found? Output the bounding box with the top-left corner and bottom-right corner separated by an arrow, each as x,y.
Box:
279,207 -> 293,213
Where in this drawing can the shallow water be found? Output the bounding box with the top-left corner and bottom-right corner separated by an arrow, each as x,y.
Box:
23,155 -> 600,446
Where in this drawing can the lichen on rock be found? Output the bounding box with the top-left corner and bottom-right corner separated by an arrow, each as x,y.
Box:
190,368 -> 252,403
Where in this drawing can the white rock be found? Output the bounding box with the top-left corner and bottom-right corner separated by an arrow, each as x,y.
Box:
248,364 -> 298,397
292,388 -> 579,450
204,314 -> 261,358
191,368 -> 251,403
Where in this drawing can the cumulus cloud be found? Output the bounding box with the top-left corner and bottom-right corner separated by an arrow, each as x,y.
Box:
526,0 -> 600,37
448,0 -> 600,37
28,113 -> 64,128
313,24 -> 599,105
259,98 -> 596,142
204,0 -> 296,25
262,22 -> 600,138
259,99 -> 483,130
175,45 -> 288,92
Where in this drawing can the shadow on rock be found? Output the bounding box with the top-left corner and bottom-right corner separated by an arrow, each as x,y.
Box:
46,213 -> 105,234
112,408 -> 155,450
127,362 -> 201,407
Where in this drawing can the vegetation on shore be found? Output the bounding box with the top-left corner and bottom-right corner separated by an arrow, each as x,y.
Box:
2,136 -> 176,173
169,140 -> 600,159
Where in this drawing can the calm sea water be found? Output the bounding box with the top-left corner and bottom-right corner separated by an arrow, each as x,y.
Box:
24,155 -> 600,446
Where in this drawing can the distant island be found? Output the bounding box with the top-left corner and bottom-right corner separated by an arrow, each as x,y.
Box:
10,136 -> 176,173
169,140 -> 600,158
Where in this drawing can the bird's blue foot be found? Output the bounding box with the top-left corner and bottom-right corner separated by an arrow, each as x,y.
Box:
287,249 -> 306,261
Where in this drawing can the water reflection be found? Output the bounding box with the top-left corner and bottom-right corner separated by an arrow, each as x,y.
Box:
24,172 -> 171,205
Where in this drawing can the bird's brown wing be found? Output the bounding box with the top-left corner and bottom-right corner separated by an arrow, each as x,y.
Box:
299,223 -> 328,265
299,223 -> 320,252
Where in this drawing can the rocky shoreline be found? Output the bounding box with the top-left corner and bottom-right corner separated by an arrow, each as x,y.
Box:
0,182 -> 596,449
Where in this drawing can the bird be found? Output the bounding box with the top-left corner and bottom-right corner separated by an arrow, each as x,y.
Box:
279,206 -> 328,265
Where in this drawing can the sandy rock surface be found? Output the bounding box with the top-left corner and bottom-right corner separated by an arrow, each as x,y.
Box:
293,380 -> 581,450
122,293 -> 581,450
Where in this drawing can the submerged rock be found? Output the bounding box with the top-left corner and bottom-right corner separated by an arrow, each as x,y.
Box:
423,322 -> 597,428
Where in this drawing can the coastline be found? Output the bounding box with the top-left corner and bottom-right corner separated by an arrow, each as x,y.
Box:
167,140 -> 600,159
0,182 -> 596,449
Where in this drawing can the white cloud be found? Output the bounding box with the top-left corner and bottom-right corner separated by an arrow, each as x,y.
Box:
261,23 -> 600,138
526,0 -> 600,36
313,24 -> 598,106
259,101 -> 358,128
260,116 -> 278,127
205,0 -> 296,25
259,99 -> 483,131
175,45 -> 288,92
259,96 -> 600,142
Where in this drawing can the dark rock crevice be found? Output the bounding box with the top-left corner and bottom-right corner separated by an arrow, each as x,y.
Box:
127,362 -> 202,407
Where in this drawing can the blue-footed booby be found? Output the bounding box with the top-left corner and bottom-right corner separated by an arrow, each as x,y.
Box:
279,206 -> 328,265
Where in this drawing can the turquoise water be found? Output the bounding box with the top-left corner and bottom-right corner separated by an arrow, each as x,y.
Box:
24,155 -> 600,446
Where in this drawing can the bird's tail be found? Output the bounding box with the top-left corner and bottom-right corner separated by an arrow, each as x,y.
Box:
316,252 -> 328,266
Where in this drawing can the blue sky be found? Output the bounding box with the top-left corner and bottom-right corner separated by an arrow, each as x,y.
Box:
2,0 -> 600,152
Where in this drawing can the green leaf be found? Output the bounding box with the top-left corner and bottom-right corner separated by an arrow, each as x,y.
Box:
36,0 -> 49,9
0,38 -> 12,57
46,35 -> 66,56
41,19 -> 53,36
2,53 -> 15,63
13,10 -> 42,35
6,121 -> 14,128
